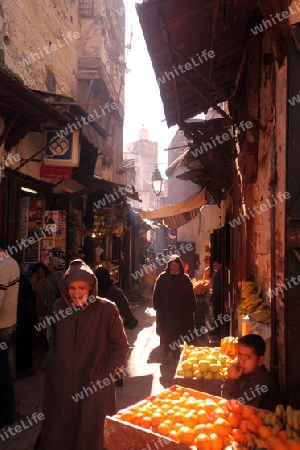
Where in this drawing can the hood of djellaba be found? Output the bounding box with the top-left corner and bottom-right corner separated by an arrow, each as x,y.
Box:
59,259 -> 98,309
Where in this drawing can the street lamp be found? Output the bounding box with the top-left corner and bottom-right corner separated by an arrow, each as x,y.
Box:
151,165 -> 163,208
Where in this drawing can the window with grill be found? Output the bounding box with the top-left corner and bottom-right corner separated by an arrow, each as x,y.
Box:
79,0 -> 94,17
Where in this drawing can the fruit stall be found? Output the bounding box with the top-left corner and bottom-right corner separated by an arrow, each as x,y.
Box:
173,338 -> 239,396
191,277 -> 210,328
238,281 -> 272,369
104,385 -> 300,449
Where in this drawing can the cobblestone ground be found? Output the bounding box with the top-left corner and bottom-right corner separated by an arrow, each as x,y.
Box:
2,298 -> 215,449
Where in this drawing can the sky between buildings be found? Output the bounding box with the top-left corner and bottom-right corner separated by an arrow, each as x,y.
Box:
123,0 -> 179,173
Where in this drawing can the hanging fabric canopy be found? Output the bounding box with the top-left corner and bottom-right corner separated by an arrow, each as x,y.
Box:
139,189 -> 207,228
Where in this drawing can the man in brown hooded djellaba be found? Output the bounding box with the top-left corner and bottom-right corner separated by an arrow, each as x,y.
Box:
37,259 -> 129,450
153,254 -> 196,360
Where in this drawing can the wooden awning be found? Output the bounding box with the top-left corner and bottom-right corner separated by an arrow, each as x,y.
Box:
139,189 -> 206,228
137,0 -> 288,128
0,66 -> 69,150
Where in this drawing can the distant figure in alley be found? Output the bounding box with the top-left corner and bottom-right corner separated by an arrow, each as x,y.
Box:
153,254 -> 196,361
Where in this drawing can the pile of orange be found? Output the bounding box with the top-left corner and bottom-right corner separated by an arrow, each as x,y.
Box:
115,387 -> 300,450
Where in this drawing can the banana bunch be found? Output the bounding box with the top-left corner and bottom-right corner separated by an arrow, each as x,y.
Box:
248,306 -> 271,324
264,410 -> 284,437
220,336 -> 238,358
264,405 -> 300,442
286,406 -> 300,441
238,281 -> 264,315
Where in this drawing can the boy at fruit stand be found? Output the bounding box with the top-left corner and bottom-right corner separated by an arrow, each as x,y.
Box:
221,334 -> 281,411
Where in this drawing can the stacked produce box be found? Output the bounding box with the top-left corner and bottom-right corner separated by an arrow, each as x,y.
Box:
104,385 -> 300,449
173,339 -> 238,395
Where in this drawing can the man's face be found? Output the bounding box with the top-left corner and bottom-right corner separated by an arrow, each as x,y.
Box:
68,280 -> 90,307
237,344 -> 264,374
169,261 -> 180,275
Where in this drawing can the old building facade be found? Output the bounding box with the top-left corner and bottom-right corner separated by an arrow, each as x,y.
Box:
0,0 -> 128,278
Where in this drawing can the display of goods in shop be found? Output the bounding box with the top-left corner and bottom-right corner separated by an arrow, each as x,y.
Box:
192,278 -> 210,295
175,344 -> 237,381
220,337 -> 239,359
238,281 -> 271,324
112,385 -> 300,449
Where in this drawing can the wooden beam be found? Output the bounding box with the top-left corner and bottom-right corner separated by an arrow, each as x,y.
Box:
170,44 -> 265,130
159,10 -> 182,126
0,113 -> 19,146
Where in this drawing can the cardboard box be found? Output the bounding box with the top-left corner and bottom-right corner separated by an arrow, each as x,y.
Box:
104,387 -> 222,450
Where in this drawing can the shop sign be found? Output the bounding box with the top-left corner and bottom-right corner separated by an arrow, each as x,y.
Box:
43,130 -> 80,167
40,164 -> 72,179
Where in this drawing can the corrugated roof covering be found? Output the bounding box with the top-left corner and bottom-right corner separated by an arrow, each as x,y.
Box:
139,188 -> 206,228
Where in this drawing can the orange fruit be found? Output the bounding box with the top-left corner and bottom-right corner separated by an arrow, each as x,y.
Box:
227,413 -> 241,429
214,407 -> 228,419
231,428 -> 244,443
257,425 -> 272,440
217,399 -> 229,408
197,409 -> 209,424
172,411 -> 184,423
226,399 -> 243,414
151,412 -> 164,426
173,422 -> 183,431
277,431 -> 287,443
118,409 -> 134,422
204,400 -> 218,413
195,424 -> 214,436
183,412 -> 198,428
165,409 -> 176,420
157,422 -> 171,436
241,405 -> 255,419
240,419 -> 257,434
210,432 -> 223,450
287,440 -> 300,450
213,418 -> 232,437
195,433 -> 211,450
169,429 -> 179,442
222,435 -> 232,447
177,426 -> 195,446
249,414 -> 263,427
131,412 -> 144,426
140,416 -> 152,429
266,437 -> 288,450
185,398 -> 199,409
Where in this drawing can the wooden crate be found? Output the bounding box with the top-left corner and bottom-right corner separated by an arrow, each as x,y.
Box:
173,347 -> 223,396
104,387 -> 223,450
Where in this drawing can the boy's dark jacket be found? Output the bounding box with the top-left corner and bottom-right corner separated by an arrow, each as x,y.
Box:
221,364 -> 281,411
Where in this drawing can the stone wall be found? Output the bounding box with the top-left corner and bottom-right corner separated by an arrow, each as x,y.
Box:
0,0 -> 79,96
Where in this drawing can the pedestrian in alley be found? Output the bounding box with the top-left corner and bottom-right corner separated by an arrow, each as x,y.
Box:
0,235 -> 20,427
153,254 -> 196,361
37,259 -> 129,450
95,266 -> 138,330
